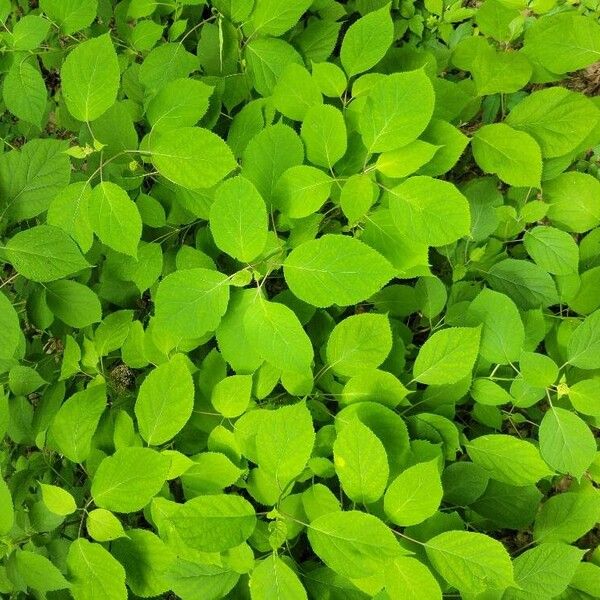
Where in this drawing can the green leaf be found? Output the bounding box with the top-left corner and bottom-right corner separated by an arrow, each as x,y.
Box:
472,123 -> 542,188
426,531 -> 514,595
4,225 -> 89,283
86,509 -> 126,542
388,176 -> 471,246
135,354 -> 194,445
533,490 -> 600,543
523,12 -> 600,74
384,460 -> 443,526
49,384 -> 106,463
272,63 -> 322,121
256,401 -> 315,492
0,291 -> 20,360
150,127 -> 237,190
60,34 -> 120,122
249,555 -> 307,600
3,60 -> 46,127
523,226 -> 579,275
154,267 -> 231,339
506,87 -> 599,158
273,165 -> 332,219
568,310 -> 600,370
211,374 -> 253,418
300,104 -> 347,169
244,297 -> 314,373
9,15 -> 50,50
40,0 -> 98,35
334,417 -> 389,504
283,234 -> 394,307
246,0 -> 312,37
0,139 -> 71,223
209,176 -> 268,262
0,476 -> 14,535
568,379 -> 600,417
466,288 -> 525,364
385,557 -> 442,599
171,494 -> 256,552
307,511 -> 401,579
46,280 -> 102,328
111,529 -> 175,598
88,182 -> 142,257
376,140 -> 439,178
539,407 -> 596,479
466,434 -> 552,485
506,542 -> 585,600
67,539 -> 127,600
91,447 -> 170,512
340,4 -> 394,77
40,483 -> 77,516
519,352 -> 558,388
544,172 -> 600,233
413,327 -> 481,385
14,550 -> 70,592
326,313 -> 392,377
360,70 -> 435,153
472,50 -> 532,95
486,258 -> 559,309
146,78 -> 212,131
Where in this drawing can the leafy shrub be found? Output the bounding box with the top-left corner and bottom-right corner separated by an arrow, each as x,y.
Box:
0,0 -> 600,598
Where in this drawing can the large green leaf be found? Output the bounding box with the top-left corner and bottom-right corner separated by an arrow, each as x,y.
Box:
472,124 -> 542,188
154,267 -> 231,339
60,34 -> 120,121
91,448 -> 171,512
284,235 -> 394,307
340,4 -> 393,77
426,531 -> 514,595
135,354 -> 194,445
170,494 -> 256,552
360,70 -> 435,153
466,434 -> 553,485
334,417 -> 389,504
307,511 -> 401,579
249,555 -> 307,600
150,127 -> 237,190
413,327 -> 481,385
67,539 -> 126,600
388,176 -> 470,246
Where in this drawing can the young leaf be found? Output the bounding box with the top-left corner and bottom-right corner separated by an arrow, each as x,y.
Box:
14,551 -> 70,592
45,280 -> 102,328
300,104 -> 347,169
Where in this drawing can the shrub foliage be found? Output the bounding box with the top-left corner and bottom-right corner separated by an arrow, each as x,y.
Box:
0,0 -> 600,598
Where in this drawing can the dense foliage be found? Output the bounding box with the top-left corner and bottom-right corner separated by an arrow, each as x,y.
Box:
0,0 -> 600,598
